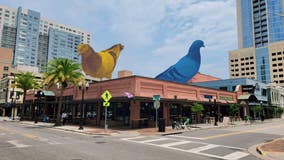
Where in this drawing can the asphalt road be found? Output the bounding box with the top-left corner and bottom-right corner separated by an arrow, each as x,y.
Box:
1,119 -> 284,160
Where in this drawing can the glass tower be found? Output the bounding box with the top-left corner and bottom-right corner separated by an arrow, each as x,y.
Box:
231,0 -> 284,85
0,5 -> 91,72
14,7 -> 40,67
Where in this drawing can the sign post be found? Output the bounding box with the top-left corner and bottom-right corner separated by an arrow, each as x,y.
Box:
153,95 -> 160,129
101,90 -> 112,132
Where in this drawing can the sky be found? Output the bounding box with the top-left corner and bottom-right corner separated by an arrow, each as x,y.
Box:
1,0 -> 238,79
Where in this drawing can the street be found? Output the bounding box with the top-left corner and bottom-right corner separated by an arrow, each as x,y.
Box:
1,120 -> 284,160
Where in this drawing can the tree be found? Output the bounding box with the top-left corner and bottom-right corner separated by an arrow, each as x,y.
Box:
276,107 -> 284,118
43,58 -> 84,126
251,105 -> 263,119
191,102 -> 204,124
229,104 -> 239,117
14,72 -> 40,115
191,102 -> 204,113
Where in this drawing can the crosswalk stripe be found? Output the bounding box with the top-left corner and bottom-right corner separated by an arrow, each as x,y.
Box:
168,135 -> 205,140
160,141 -> 191,147
223,151 -> 250,160
188,144 -> 219,153
139,138 -> 169,143
121,136 -> 145,141
7,140 -> 29,148
121,136 -> 250,160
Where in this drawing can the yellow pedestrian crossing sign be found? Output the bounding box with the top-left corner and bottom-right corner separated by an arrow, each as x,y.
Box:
101,90 -> 112,102
103,101 -> 110,107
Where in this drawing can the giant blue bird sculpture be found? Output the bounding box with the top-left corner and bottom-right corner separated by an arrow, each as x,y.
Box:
155,40 -> 205,83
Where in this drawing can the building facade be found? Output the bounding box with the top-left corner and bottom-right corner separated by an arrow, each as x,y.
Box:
23,76 -> 238,127
0,5 -> 91,72
193,78 -> 268,103
0,47 -> 14,79
229,0 -> 284,86
192,78 -> 284,119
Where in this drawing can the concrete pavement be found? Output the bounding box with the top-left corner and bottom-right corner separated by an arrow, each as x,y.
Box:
3,116 -> 284,159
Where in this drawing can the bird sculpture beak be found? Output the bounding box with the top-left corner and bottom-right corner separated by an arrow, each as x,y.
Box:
77,44 -> 85,55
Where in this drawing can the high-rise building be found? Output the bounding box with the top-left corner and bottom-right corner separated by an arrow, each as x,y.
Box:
0,5 -> 91,72
229,0 -> 284,86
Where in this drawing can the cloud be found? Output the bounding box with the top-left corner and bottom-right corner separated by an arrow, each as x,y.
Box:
2,0 -> 238,79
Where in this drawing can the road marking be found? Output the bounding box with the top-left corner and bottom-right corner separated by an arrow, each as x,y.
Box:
122,136 -> 249,160
139,138 -> 169,143
204,124 -> 284,140
223,151 -> 250,160
168,135 -> 205,140
7,140 -> 29,148
0,125 -> 41,140
188,144 -> 219,153
160,141 -> 191,147
121,136 -> 145,141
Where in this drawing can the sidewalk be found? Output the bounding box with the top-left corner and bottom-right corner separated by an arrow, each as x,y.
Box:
17,119 -> 277,137
253,138 -> 284,160
5,117 -> 282,137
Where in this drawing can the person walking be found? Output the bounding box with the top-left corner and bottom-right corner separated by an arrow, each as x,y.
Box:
62,112 -> 67,125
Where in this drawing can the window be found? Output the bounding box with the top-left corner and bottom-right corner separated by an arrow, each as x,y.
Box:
3,66 -> 9,71
219,87 -> 228,91
2,74 -> 8,78
261,89 -> 267,96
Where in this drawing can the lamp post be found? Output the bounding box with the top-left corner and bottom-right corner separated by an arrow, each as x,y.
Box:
78,81 -> 89,130
214,99 -> 218,126
34,90 -> 43,123
10,73 -> 16,120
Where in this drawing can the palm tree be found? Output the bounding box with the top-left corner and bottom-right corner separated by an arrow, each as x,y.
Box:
13,72 -> 40,116
43,58 -> 84,126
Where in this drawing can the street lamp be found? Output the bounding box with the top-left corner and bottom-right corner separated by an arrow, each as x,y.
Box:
78,81 -> 89,130
34,90 -> 44,123
214,99 -> 218,126
10,73 -> 16,120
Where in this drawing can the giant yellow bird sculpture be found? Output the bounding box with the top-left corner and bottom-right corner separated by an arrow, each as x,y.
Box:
77,43 -> 124,80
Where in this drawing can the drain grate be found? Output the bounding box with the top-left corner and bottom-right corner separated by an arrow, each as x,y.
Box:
93,136 -> 103,138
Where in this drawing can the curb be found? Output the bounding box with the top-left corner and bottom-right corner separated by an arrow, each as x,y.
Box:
248,144 -> 267,160
160,131 -> 184,136
53,127 -> 115,136
256,145 -> 267,156
248,139 -> 284,160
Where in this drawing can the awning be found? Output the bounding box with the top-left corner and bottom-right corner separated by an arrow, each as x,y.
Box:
35,90 -> 55,97
238,94 -> 253,100
42,90 -> 55,96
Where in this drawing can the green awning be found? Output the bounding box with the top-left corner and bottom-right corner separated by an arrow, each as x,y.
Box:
42,90 -> 55,96
238,94 -> 252,100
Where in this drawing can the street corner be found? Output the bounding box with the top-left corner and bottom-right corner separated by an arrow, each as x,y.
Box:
249,138 -> 284,160
259,138 -> 284,159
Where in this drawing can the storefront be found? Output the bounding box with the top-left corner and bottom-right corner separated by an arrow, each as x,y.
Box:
24,76 -> 237,128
